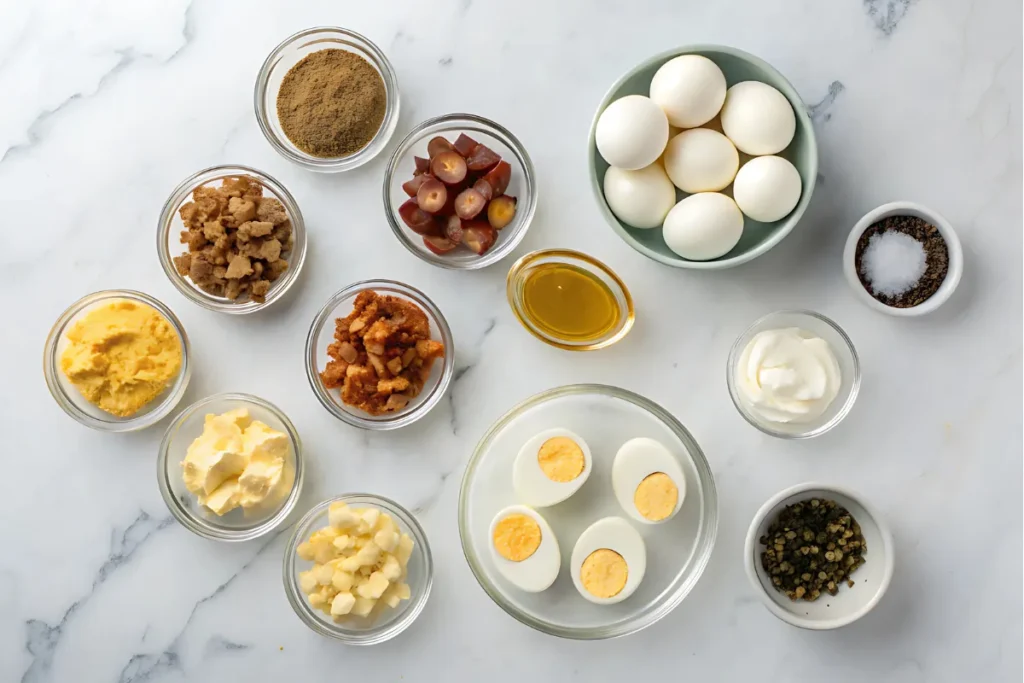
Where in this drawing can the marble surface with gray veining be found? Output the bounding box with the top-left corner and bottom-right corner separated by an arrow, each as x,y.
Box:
2,0 -> 1021,681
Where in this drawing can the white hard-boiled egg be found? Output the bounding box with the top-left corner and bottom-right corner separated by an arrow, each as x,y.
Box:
649,55 -> 727,129
603,164 -> 676,229
489,506 -> 561,593
612,437 -> 686,524
662,128 -> 739,193
720,81 -> 796,156
595,95 -> 670,170
662,192 -> 744,261
732,156 -> 802,222
513,428 -> 592,507
571,517 -> 646,605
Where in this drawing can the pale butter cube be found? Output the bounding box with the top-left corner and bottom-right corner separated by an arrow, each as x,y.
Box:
332,534 -> 353,551
309,526 -> 340,542
383,592 -> 402,609
330,592 -> 356,616
315,564 -> 334,586
396,534 -> 414,564
356,571 -> 390,600
393,582 -> 411,600
328,503 -> 361,530
339,556 -> 361,573
351,596 -> 376,617
298,570 -> 318,594
296,542 -> 315,562
360,508 -> 380,530
374,513 -> 397,535
374,529 -> 400,553
308,592 -> 326,608
356,541 -> 381,567
380,555 -> 402,582
332,570 -> 354,592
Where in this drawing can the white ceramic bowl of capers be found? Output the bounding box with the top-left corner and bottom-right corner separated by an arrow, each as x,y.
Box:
744,482 -> 894,630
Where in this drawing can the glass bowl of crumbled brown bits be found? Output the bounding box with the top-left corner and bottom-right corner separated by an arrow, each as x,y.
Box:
744,482 -> 894,630
305,280 -> 454,430
255,27 -> 400,173
158,165 -> 307,314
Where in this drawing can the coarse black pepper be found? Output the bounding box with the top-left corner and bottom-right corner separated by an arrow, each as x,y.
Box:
759,498 -> 866,601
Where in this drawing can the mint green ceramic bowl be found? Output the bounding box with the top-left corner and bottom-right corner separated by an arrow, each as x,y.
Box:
588,45 -> 818,270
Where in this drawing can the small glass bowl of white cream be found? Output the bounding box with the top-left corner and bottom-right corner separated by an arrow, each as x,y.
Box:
726,311 -> 860,439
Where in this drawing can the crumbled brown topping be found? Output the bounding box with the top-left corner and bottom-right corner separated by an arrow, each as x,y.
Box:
321,291 -> 444,415
172,176 -> 292,303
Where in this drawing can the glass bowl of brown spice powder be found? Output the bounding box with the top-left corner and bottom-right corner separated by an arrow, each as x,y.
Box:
255,27 -> 400,173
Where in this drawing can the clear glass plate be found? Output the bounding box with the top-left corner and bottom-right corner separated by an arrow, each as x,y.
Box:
459,384 -> 718,639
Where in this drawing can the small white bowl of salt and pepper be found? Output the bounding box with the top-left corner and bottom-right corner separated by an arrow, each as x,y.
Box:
843,201 -> 963,316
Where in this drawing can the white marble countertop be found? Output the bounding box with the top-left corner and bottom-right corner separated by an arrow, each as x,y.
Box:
3,0 -> 1021,681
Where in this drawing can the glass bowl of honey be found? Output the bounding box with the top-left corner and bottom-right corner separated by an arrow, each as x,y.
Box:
506,249 -> 634,351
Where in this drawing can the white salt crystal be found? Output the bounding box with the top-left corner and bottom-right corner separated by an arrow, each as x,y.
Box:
860,231 -> 927,297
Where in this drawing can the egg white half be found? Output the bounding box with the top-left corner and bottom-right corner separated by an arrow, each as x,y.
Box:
612,437 -> 687,524
570,517 -> 647,605
489,505 -> 561,593
512,428 -> 592,507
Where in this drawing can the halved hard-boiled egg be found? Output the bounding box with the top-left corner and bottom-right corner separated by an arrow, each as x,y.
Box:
612,437 -> 686,524
489,505 -> 561,593
570,517 -> 646,604
513,428 -> 592,507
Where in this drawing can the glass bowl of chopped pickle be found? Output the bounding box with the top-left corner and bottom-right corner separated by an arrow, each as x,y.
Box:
157,165 -> 307,314
744,482 -> 894,630
283,494 -> 433,644
304,279 -> 455,430
255,27 -> 401,173
157,392 -> 305,542
43,289 -> 192,432
383,113 -> 537,269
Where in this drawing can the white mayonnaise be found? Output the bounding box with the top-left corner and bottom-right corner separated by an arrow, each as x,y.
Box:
736,328 -> 841,424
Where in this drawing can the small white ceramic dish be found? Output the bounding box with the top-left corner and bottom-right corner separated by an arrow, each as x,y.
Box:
843,201 -> 963,316
744,482 -> 894,630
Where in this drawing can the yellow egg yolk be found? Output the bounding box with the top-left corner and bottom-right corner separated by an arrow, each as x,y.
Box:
634,472 -> 678,521
537,437 -> 585,483
60,300 -> 182,417
493,514 -> 542,562
580,549 -> 628,598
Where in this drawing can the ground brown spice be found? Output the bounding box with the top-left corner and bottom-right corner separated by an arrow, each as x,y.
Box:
276,49 -> 387,158
855,215 -> 949,308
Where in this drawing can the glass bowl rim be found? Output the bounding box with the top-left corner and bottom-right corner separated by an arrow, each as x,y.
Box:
156,164 -> 307,315
281,493 -> 434,644
304,279 -> 455,430
253,26 -> 401,173
505,248 -> 636,351
587,43 -> 819,270
381,112 -> 537,270
156,391 -> 305,541
726,310 -> 861,439
43,289 -> 192,432
457,383 -> 719,640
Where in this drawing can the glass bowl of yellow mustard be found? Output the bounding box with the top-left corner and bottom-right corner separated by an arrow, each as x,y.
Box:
506,249 -> 635,351
157,393 -> 304,542
43,290 -> 192,432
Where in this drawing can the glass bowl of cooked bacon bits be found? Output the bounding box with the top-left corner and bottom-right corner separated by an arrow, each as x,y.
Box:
383,113 -> 537,270
305,280 -> 454,430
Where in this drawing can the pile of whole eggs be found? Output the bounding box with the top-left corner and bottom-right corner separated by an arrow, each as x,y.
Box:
596,54 -> 802,261
489,430 -> 685,604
